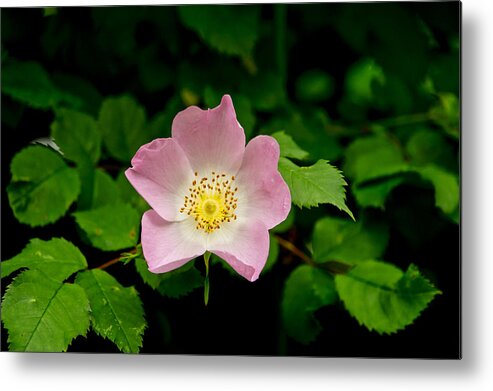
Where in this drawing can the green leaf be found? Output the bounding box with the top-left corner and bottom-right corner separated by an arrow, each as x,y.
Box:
335,261 -> 441,334
295,69 -> 334,102
1,238 -> 87,280
1,59 -> 76,110
416,165 -> 459,214
98,95 -> 147,163
278,157 -> 354,219
344,57 -> 385,105
7,146 -> 81,227
73,202 -> 140,251
406,128 -> 456,170
75,269 -> 146,353
429,92 -> 459,138
179,5 -> 260,57
352,176 -> 406,209
282,265 -> 337,344
51,108 -> 101,164
312,215 -> 389,264
272,131 -> 309,161
116,170 -> 149,215
134,258 -> 203,298
2,269 -> 90,352
91,169 -> 120,208
343,135 -> 409,184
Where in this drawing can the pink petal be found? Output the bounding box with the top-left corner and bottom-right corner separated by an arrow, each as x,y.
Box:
141,210 -> 206,273
208,219 -> 270,282
236,135 -> 291,229
171,95 -> 245,175
125,138 -> 195,222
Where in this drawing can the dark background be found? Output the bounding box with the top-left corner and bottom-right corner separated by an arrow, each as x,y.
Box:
1,2 -> 460,357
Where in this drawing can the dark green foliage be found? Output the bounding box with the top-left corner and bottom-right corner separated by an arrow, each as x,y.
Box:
1,3 -> 458,356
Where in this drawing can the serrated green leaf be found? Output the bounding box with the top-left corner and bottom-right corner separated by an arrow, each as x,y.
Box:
75,269 -> 146,353
179,5 -> 260,57
312,215 -> 389,264
1,59 -> 76,110
344,135 -> 409,184
7,146 -> 81,227
282,265 -> 337,344
416,165 -> 459,214
352,176 -> 405,209
278,157 -> 354,219
1,237 -> 87,280
51,108 -> 101,164
2,269 -> 90,352
98,95 -> 148,163
272,131 -> 309,161
73,202 -> 140,251
335,261 -> 441,334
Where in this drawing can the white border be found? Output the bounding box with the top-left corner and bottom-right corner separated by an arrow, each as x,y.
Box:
2,0 -> 493,390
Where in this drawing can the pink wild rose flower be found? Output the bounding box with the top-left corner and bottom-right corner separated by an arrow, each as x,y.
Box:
125,95 -> 291,281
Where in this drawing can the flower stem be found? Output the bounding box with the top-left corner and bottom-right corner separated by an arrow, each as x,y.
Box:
274,235 -> 315,266
203,251 -> 211,306
275,4 -> 287,90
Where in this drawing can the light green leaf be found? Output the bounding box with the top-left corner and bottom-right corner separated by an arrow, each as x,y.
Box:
312,215 -> 389,264
352,176 -> 405,209
98,95 -> 147,163
134,258 -> 203,298
51,108 -> 101,164
282,265 -> 337,344
7,146 -> 81,227
416,165 -> 459,214
295,69 -> 334,102
345,57 -> 385,105
335,261 -> 441,334
1,238 -> 87,280
343,135 -> 409,184
75,269 -> 146,353
272,131 -> 309,161
179,5 -> 260,57
2,269 -> 90,352
1,60 -> 78,110
73,202 -> 140,251
278,157 -> 354,219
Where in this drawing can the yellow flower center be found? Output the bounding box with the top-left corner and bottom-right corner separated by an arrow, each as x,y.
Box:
180,171 -> 238,233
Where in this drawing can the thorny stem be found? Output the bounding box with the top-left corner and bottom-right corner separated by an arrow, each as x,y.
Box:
274,235 -> 354,275
95,245 -> 141,270
274,235 -> 316,266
